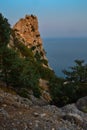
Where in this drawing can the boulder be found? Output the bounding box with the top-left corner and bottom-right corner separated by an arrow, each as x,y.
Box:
76,96 -> 87,113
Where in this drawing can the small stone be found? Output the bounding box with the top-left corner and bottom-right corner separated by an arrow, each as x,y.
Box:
12,123 -> 15,126
19,111 -> 22,115
0,108 -> 9,118
13,128 -> 18,130
35,120 -> 40,128
40,113 -> 46,118
52,128 -> 55,130
34,112 -> 39,117
2,104 -> 7,107
29,122 -> 33,126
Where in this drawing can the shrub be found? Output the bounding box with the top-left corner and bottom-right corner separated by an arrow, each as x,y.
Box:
41,59 -> 48,66
13,37 -> 34,59
18,88 -> 29,98
0,13 -> 11,46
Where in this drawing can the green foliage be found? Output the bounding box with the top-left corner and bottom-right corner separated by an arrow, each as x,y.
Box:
77,83 -> 87,97
49,77 -> 79,106
0,13 -> 11,46
13,37 -> 34,59
9,57 -> 41,97
41,59 -> 48,66
62,60 -> 87,104
0,13 -> 15,86
18,88 -> 29,98
63,60 -> 87,83
49,76 -> 65,106
0,46 -> 18,86
0,13 -> 41,98
38,64 -> 55,80
32,86 -> 41,98
8,57 -> 24,87
49,60 -> 87,107
34,51 -> 41,62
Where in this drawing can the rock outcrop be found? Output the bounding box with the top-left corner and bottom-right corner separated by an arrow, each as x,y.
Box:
0,87 -> 87,130
9,15 -> 51,102
13,15 -> 47,60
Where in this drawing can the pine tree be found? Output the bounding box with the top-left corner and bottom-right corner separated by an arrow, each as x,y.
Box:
63,60 -> 87,83
0,13 -> 11,46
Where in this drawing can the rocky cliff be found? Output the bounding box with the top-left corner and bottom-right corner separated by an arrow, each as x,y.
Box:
8,15 -> 51,102
12,15 -> 47,61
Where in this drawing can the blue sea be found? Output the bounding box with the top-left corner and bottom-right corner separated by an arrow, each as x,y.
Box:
43,38 -> 87,77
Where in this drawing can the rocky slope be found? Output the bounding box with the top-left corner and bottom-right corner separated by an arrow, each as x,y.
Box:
0,87 -> 87,130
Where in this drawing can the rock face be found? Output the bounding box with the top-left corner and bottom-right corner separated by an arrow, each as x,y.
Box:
0,88 -> 87,130
13,15 -> 46,60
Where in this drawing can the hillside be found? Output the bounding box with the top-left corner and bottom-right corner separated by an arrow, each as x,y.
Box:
0,86 -> 87,130
0,13 -> 87,130
0,13 -> 55,103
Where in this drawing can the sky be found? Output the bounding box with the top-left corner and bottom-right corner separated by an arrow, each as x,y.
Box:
0,0 -> 87,38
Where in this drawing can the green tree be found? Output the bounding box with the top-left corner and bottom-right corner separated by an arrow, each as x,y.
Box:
8,56 -> 24,87
0,46 -> 18,86
0,13 -> 41,98
49,76 -> 65,106
19,58 -> 41,97
62,59 -> 87,104
49,60 -> 87,106
63,60 -> 87,83
0,13 -> 12,86
0,13 -> 11,46
9,57 -> 41,97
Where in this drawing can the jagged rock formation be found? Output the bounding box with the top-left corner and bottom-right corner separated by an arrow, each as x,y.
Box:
13,15 -> 46,60
0,87 -> 87,130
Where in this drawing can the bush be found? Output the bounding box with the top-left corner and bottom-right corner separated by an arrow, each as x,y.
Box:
49,76 -> 65,106
38,65 -> 55,80
13,37 -> 34,59
18,88 -> 29,98
41,59 -> 48,66
0,13 -> 11,46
